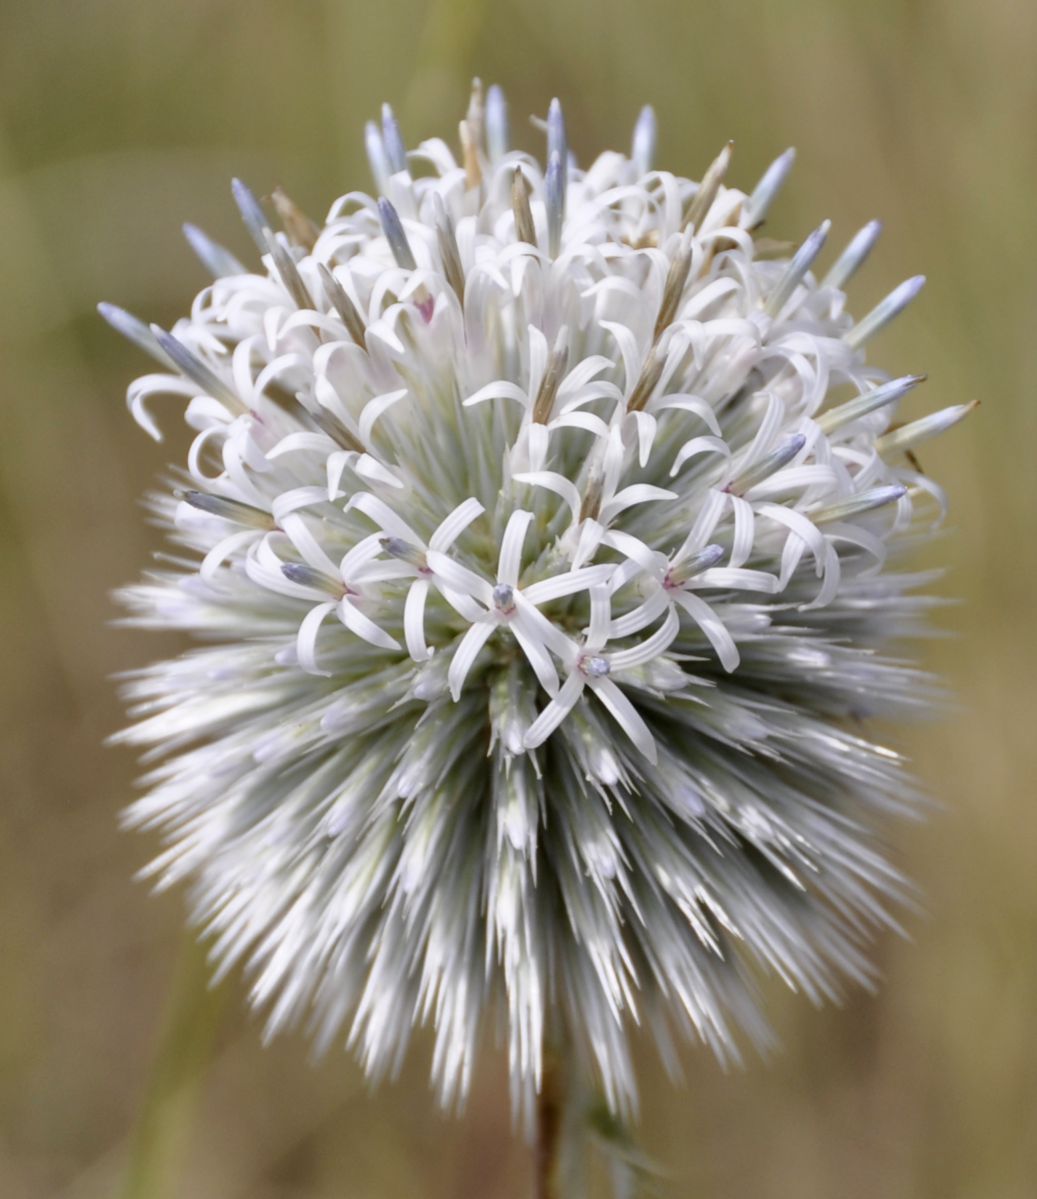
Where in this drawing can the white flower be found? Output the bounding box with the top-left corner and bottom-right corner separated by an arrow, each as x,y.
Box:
108,84 -> 970,1123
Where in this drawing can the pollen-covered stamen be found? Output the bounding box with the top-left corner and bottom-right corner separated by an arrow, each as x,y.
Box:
281,562 -> 346,597
652,227 -> 694,342
308,406 -> 365,454
682,141 -> 733,232
876,401 -> 978,454
380,536 -> 429,572
579,653 -> 611,678
431,194 -> 466,306
725,433 -> 806,497
511,168 -> 537,246
460,79 -> 484,190
532,328 -> 571,423
377,197 -> 418,271
317,264 -> 368,348
149,325 -> 245,411
272,188 -> 320,252
493,583 -> 516,614
664,543 -> 726,588
266,232 -> 316,311
178,490 -> 276,530
626,339 -> 669,412
578,470 -> 603,523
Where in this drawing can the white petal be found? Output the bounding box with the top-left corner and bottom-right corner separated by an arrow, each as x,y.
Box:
599,320 -> 641,392
339,598 -> 401,651
524,422 -> 551,472
429,497 -> 485,551
588,585 -> 611,647
589,678 -> 657,763
511,617 -> 562,697
340,533 -> 386,577
280,513 -> 340,575
522,564 -> 612,605
610,606 -> 679,669
692,567 -> 779,593
426,550 -> 493,605
670,436 -> 730,477
462,380 -> 530,408
358,388 -> 409,445
354,453 -> 404,489
498,510 -> 534,585
267,431 -> 335,459
200,529 -> 259,580
609,588 -> 668,638
327,450 -> 361,499
755,503 -> 826,564
348,492 -> 421,543
729,495 -> 756,568
600,528 -> 662,573
296,601 -> 338,675
523,673 -> 585,749
673,590 -> 739,672
678,489 -> 727,558
599,484 -> 680,522
404,579 -> 431,661
273,487 -> 338,520
512,471 -> 582,521
649,393 -> 722,436
513,594 -> 577,660
448,621 -> 496,701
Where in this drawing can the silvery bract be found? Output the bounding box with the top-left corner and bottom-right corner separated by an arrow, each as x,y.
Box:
107,85 -> 967,1121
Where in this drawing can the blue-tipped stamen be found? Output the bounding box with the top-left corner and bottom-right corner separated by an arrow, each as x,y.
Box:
822,220 -> 883,290
381,103 -> 408,175
727,433 -> 807,496
377,197 -> 418,271
746,148 -> 796,228
818,375 -> 926,433
150,324 -> 243,409
97,303 -> 171,366
182,224 -> 245,279
845,275 -> 926,349
231,178 -> 271,253
631,105 -> 657,177
486,84 -> 509,161
765,220 -> 830,317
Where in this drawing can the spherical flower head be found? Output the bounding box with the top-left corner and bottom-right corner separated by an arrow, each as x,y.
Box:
108,84 -> 969,1122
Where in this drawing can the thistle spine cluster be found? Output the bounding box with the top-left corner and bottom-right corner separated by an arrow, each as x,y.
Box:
107,82 -> 967,1119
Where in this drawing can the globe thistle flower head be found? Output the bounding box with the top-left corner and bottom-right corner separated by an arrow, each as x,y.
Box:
108,83 -> 968,1122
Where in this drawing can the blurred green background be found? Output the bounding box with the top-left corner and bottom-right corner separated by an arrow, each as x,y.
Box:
1,0 -> 1034,1196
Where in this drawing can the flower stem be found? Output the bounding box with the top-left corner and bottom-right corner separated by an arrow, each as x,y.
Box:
534,1044 -> 565,1199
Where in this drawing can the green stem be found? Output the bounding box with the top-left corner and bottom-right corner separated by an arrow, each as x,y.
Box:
534,1044 -> 566,1199
118,935 -> 225,1199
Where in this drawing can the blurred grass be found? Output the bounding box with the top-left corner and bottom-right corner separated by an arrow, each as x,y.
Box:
1,0 -> 1035,1196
